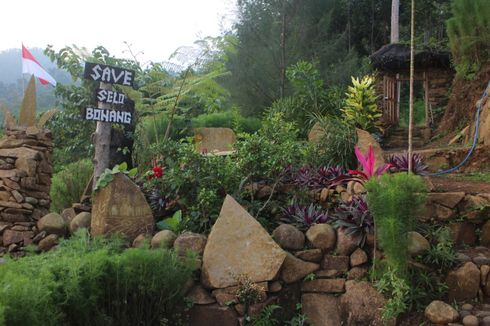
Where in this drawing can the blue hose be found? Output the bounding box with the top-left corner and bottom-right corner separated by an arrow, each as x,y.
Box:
428,79 -> 490,176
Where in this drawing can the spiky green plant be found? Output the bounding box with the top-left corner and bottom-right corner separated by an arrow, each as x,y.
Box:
366,173 -> 427,274
342,76 -> 382,132
366,173 -> 427,320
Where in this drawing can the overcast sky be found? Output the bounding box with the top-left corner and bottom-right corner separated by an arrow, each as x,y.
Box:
1,0 -> 236,63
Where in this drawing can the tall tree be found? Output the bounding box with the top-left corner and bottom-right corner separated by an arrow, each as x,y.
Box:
391,0 -> 400,43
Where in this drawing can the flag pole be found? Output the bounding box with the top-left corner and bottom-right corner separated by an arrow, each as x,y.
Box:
21,74 -> 25,97
21,43 -> 25,97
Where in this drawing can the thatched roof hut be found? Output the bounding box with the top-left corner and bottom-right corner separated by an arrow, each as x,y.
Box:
370,43 -> 454,129
370,43 -> 452,71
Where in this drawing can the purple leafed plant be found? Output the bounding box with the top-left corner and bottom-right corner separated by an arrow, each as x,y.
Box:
318,166 -> 345,183
281,203 -> 330,230
388,152 -> 428,175
294,166 -> 346,189
295,167 -> 321,188
333,195 -> 373,247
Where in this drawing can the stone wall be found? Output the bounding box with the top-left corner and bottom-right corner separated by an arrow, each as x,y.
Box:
0,126 -> 52,256
152,195 -> 386,326
422,186 -> 490,306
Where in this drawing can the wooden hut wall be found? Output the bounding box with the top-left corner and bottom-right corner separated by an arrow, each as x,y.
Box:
375,68 -> 453,125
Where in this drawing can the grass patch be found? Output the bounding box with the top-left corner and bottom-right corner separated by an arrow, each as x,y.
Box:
50,159 -> 93,213
0,230 -> 196,326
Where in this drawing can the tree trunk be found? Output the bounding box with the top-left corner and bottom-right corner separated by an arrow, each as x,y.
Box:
280,0 -> 286,98
93,82 -> 112,188
391,0 -> 400,43
347,0 -> 351,51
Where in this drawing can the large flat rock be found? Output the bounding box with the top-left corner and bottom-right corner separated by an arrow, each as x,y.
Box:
201,195 -> 286,289
194,128 -> 236,154
91,173 -> 154,242
356,128 -> 384,170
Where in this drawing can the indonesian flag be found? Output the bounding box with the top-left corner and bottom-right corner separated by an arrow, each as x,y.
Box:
22,44 -> 57,87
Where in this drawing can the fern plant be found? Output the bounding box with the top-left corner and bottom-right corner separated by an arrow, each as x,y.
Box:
342,76 -> 382,132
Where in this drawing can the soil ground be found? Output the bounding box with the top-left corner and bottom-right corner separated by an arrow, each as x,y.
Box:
429,176 -> 490,194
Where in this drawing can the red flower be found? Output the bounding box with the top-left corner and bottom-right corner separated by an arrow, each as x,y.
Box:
152,166 -> 164,178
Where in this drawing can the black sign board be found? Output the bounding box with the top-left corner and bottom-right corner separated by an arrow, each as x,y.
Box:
83,62 -> 135,87
95,88 -> 127,105
83,107 -> 133,125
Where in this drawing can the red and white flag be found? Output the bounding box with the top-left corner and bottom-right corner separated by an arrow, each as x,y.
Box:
22,44 -> 57,87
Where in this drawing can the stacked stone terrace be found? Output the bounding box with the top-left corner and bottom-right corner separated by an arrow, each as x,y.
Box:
0,126 -> 52,255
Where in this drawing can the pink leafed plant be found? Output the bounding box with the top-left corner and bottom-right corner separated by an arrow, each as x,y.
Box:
330,145 -> 391,187
349,145 -> 391,180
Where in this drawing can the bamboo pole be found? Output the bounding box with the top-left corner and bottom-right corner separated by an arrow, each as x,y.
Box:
408,0 -> 415,174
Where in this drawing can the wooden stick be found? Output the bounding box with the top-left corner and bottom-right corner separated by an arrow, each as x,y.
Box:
408,0 -> 415,174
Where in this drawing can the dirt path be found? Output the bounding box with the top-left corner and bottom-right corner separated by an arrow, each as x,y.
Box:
428,176 -> 490,194
383,146 -> 471,156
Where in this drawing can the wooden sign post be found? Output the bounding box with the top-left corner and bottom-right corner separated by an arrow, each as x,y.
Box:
83,62 -> 136,187
93,82 -> 113,186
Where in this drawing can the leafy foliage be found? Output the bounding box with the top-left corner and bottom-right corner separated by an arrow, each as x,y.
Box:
374,267 -> 411,321
250,305 -> 281,326
447,0 -> 490,78
94,162 -> 137,191
342,76 -> 382,132
419,226 -> 456,273
50,159 -> 93,213
142,139 -> 241,233
156,210 -> 183,232
235,112 -> 304,181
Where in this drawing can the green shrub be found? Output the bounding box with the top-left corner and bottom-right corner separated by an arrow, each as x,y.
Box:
235,112 -> 305,180
447,0 -> 490,79
419,225 -> 456,273
50,159 -> 93,213
305,115 -> 357,168
143,112 -> 307,233
0,230 -> 195,326
373,267 -> 410,321
191,111 -> 261,134
0,270 -> 60,326
143,139 -> 241,233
